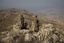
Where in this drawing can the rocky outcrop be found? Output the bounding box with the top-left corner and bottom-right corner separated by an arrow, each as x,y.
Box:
0,23 -> 64,43
0,8 -> 64,43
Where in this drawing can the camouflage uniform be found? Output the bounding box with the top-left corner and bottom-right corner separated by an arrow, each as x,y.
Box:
20,14 -> 24,29
34,15 -> 39,32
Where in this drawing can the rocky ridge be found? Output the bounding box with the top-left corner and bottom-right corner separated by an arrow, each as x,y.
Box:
0,23 -> 64,43
0,8 -> 64,43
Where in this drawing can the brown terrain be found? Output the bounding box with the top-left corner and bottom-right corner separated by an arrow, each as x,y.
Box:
0,8 -> 64,43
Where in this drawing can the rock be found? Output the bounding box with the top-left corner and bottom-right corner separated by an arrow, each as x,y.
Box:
45,23 -> 54,28
30,21 -> 35,31
25,33 -> 32,41
0,23 -> 64,43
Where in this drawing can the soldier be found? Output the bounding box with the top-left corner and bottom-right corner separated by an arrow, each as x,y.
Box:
20,14 -> 25,29
34,15 -> 39,32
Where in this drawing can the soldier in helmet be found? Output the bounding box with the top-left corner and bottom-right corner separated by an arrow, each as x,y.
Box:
20,14 -> 24,29
34,15 -> 39,32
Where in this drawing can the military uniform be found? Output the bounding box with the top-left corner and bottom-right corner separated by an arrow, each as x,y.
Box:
34,15 -> 39,32
20,14 -> 24,29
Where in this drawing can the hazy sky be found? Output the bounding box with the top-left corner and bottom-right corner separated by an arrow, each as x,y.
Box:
0,0 -> 64,11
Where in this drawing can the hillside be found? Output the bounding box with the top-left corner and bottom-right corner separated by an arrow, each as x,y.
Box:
0,8 -> 64,31
0,8 -> 35,31
0,8 -> 64,43
34,8 -> 64,30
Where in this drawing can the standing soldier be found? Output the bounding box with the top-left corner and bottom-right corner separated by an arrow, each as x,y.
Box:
34,15 -> 39,32
20,14 -> 24,29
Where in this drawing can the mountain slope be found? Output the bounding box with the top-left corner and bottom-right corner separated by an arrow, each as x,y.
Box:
0,8 -> 64,31
0,8 -> 64,43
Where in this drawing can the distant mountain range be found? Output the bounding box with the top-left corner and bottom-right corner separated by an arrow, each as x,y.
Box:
33,8 -> 64,22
